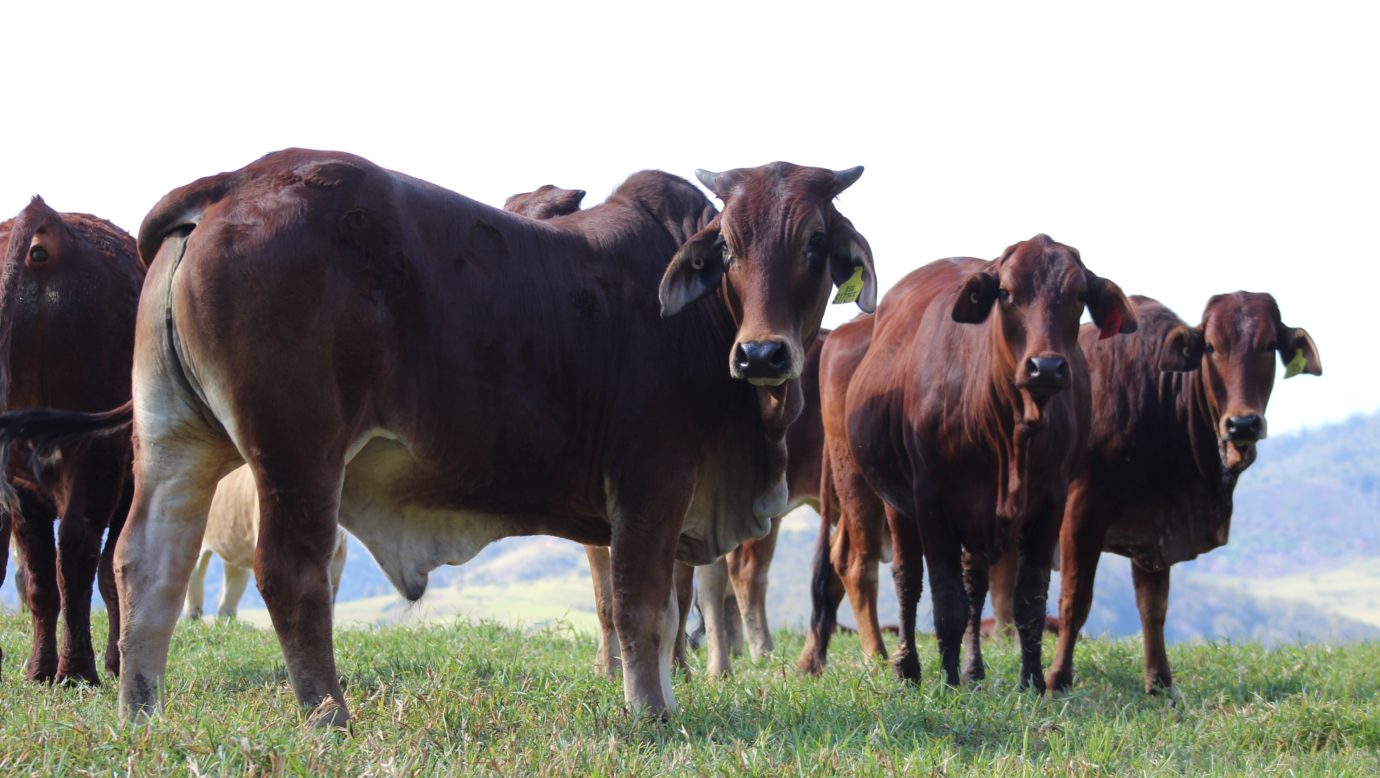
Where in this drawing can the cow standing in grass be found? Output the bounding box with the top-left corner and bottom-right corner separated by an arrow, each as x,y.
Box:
1009,292 -> 1321,694
0,198 -> 142,684
0,151 -> 874,726
806,236 -> 1135,689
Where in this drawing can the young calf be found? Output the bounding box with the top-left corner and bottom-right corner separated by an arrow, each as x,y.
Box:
1035,293 -> 1321,694
185,466 -> 348,619
816,235 -> 1134,689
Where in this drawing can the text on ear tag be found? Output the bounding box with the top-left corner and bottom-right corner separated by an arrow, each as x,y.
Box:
833,266 -> 864,305
1098,308 -> 1123,340
1284,349 -> 1307,378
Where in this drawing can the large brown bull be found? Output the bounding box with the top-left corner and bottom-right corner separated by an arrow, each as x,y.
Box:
1010,293 -> 1320,694
0,198 -> 143,684
806,235 -> 1134,689
0,150 -> 874,726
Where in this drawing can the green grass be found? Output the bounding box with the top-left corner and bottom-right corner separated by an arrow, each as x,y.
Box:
1,611 -> 1377,775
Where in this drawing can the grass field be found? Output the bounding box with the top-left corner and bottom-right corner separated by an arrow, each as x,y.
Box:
1,612 -> 1377,775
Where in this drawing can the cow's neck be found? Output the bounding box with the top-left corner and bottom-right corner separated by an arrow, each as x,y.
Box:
969,324 -> 1036,524
1172,368 -> 1240,501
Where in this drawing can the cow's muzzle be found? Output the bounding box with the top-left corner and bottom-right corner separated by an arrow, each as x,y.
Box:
1018,355 -> 1070,396
1224,414 -> 1266,444
732,339 -> 796,386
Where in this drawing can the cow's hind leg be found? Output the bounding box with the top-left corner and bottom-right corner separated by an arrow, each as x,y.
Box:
672,561 -> 694,674
887,505 -> 925,684
12,486 -> 59,683
585,546 -> 621,677
185,549 -> 213,620
798,508 -> 845,674
98,479 -> 131,678
250,455 -> 350,728
961,553 -> 989,684
696,557 -> 734,676
117,444 -> 233,721
218,563 -> 253,619
729,516 -> 779,659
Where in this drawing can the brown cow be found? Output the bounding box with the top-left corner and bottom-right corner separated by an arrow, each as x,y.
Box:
696,330 -> 828,675
501,183 -> 698,678
0,198 -> 143,683
807,235 -> 1134,689
1021,293 -> 1320,694
0,150 -> 874,726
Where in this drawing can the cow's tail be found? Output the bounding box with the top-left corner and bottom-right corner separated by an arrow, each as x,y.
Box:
0,402 -> 136,510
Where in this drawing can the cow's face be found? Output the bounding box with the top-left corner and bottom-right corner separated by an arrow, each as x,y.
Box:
503,185 -> 586,220
952,234 -> 1135,414
658,162 -> 874,386
1158,292 -> 1321,473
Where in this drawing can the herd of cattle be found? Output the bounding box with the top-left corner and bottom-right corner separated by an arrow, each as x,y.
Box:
0,149 -> 1320,728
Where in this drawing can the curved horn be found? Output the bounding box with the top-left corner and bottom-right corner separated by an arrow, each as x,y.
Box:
832,166 -> 864,195
694,169 -> 725,196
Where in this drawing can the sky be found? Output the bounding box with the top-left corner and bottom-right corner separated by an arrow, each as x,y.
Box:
2,1 -> 1375,435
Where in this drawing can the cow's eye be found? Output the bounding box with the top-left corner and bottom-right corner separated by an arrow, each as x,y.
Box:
1076,291 -> 1088,305
997,287 -> 1011,302
1205,342 -> 1216,355
715,237 -> 733,264
803,232 -> 826,265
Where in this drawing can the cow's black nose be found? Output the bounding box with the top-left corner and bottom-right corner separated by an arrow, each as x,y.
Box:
1024,356 -> 1069,391
734,340 -> 792,381
1225,414 -> 1265,442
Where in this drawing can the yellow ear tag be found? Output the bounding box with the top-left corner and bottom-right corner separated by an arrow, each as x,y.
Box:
833,266 -> 864,305
1284,349 -> 1307,379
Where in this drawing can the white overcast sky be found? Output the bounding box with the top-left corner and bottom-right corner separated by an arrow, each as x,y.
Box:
2,1 -> 1375,435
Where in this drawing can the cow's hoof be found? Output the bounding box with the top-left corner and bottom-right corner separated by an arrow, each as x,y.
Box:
1045,669 -> 1073,692
892,655 -> 922,685
306,697 -> 350,730
1021,672 -> 1047,694
25,659 -> 58,684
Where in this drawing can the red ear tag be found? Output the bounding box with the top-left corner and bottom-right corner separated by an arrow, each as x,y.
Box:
1098,308 -> 1123,340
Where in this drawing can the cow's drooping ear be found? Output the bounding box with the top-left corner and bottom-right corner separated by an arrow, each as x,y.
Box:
659,218 -> 727,318
1086,273 -> 1138,339
1159,325 -> 1205,372
951,271 -> 1000,323
828,211 -> 877,313
1278,325 -> 1323,378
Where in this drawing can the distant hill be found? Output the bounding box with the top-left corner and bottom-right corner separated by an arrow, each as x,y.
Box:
5,413 -> 1378,647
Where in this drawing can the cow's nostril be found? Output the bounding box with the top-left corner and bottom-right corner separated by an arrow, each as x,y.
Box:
734,345 -> 752,372
767,344 -> 789,371
1027,359 -> 1041,378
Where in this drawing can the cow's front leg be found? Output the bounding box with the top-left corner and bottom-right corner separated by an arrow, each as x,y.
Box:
961,552 -> 989,684
920,521 -> 966,687
1013,497 -> 1061,692
696,558 -> 734,675
1132,562 -> 1174,694
609,466 -> 692,717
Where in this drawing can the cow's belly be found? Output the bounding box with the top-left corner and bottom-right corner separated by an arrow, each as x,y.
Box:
338,434 -> 609,601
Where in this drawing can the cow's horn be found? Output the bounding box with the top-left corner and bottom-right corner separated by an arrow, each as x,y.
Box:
832,166 -> 864,195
